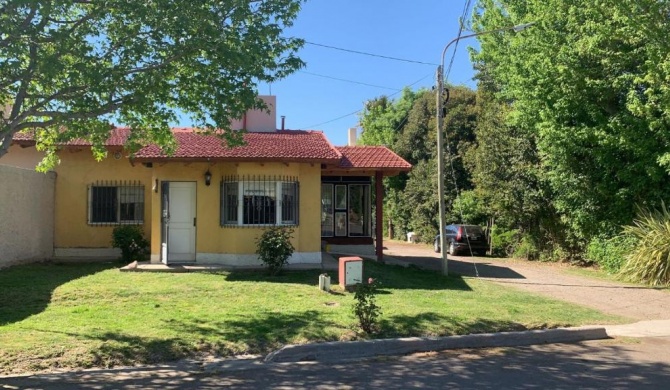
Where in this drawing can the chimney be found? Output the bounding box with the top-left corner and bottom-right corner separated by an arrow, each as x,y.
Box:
230,95 -> 277,132
281,115 -> 286,131
348,127 -> 357,146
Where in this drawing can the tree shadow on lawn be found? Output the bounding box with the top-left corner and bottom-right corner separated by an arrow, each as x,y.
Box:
379,312 -> 529,338
384,253 -> 527,279
23,310 -> 531,372
0,262 -> 119,326
223,260 -> 472,292
23,309 -> 345,370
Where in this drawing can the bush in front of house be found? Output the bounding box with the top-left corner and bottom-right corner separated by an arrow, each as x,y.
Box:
111,225 -> 149,263
256,226 -> 295,275
619,203 -> 670,286
353,277 -> 382,334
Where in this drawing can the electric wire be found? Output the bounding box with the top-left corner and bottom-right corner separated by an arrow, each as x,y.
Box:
442,0 -> 480,277
298,73 -> 432,130
305,41 -> 439,66
445,0 -> 474,81
298,70 -> 402,91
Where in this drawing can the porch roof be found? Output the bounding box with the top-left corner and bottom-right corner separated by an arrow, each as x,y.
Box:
322,146 -> 412,176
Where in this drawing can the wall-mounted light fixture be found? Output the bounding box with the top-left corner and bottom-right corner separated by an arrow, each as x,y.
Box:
204,169 -> 212,186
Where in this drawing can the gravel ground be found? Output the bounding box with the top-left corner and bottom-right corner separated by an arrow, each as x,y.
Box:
383,240 -> 670,321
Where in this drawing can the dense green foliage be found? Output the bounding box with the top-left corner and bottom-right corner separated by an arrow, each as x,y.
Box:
472,0 -> 670,251
586,235 -> 636,274
359,87 -> 478,242
255,227 -> 295,275
619,204 -> 670,286
0,0 -> 304,170
111,225 -> 149,263
360,0 -> 669,267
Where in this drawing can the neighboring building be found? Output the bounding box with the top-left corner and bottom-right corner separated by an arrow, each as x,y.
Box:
6,97 -> 411,266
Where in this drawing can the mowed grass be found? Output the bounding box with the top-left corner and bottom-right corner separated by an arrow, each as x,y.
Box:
0,260 -> 624,374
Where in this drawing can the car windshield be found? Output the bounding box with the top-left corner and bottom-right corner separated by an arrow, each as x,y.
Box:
461,226 -> 484,235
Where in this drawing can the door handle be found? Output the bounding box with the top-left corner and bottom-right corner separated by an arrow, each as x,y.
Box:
193,217 -> 196,227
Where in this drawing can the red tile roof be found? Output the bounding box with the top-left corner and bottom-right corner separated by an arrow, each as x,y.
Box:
10,128 -> 129,146
11,128 -> 412,172
336,146 -> 412,170
134,130 -> 342,163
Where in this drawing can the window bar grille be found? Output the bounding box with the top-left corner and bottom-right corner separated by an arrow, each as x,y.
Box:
88,180 -> 144,226
220,175 -> 299,228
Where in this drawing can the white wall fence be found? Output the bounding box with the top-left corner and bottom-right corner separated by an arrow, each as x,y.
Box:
0,164 -> 55,268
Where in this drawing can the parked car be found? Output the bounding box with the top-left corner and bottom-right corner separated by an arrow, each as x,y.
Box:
434,224 -> 488,256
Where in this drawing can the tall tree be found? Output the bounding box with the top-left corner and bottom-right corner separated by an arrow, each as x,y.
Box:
472,0 -> 670,247
0,0 -> 304,169
359,86 -> 478,241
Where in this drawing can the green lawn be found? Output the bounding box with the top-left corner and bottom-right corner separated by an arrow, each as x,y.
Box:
0,260 -> 624,374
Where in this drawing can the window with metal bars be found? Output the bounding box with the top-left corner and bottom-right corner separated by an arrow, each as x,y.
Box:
88,181 -> 145,225
220,175 -> 299,227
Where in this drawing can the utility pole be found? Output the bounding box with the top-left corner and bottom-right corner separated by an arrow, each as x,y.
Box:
436,22 -> 534,276
436,66 -> 448,276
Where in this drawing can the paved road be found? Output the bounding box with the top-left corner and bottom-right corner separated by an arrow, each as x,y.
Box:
3,337 -> 669,389
383,241 -> 670,321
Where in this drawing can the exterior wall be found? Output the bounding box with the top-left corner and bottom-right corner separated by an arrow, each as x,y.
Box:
52,148 -> 153,254
49,149 -> 321,265
149,161 -> 322,264
0,164 -> 55,267
0,145 -> 44,169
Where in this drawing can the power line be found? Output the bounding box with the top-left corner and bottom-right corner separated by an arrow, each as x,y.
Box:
299,70 -> 402,91
305,41 -> 439,66
444,0 -> 473,81
298,73 -> 432,130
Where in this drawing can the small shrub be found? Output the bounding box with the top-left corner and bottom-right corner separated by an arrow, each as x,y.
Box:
619,204 -> 670,286
586,235 -> 635,273
111,225 -> 149,263
256,226 -> 295,276
490,227 -> 519,257
513,234 -> 539,260
352,277 -> 381,334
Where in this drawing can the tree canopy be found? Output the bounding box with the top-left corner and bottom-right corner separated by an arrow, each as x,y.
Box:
472,0 -> 670,247
0,0 -> 305,169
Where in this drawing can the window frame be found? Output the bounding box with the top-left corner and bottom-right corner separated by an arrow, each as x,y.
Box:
220,177 -> 299,227
87,182 -> 145,225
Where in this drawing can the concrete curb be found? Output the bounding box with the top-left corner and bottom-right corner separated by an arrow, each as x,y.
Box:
265,326 -> 609,363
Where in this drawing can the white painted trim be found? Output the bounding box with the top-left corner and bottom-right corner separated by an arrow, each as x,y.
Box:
195,251 -> 321,266
54,247 -> 121,258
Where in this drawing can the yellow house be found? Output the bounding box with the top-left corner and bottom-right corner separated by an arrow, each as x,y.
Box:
8,98 -> 411,266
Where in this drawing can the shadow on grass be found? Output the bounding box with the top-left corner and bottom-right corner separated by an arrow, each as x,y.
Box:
163,310 -> 342,353
22,310 -> 345,370
384,253 -> 527,279
0,262 -> 119,326
224,260 -> 472,292
379,312 -> 528,338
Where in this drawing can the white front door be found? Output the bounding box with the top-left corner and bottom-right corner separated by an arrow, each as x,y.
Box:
167,182 -> 196,262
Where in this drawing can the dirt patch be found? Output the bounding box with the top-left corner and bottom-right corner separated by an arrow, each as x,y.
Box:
383,240 -> 670,321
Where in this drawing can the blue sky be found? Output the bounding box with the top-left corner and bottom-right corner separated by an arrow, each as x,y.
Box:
258,0 -> 479,146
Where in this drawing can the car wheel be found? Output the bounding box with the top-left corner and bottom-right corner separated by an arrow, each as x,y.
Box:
434,239 -> 441,253
476,250 -> 487,257
448,242 -> 456,256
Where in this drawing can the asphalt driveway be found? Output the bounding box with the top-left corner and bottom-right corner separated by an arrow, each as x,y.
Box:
383,240 -> 670,321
